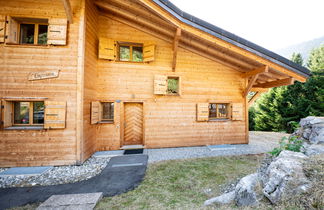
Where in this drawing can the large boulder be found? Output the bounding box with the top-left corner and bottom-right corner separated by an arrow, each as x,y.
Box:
261,151 -> 311,204
234,173 -> 261,206
293,116 -> 324,145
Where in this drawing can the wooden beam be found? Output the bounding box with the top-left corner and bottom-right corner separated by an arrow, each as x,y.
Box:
172,28 -> 181,71
95,1 -> 174,37
248,91 -> 263,107
251,88 -> 269,92
181,36 -> 254,70
102,0 -> 172,30
100,13 -> 173,43
242,66 -> 268,78
244,74 -> 259,97
61,0 -> 73,23
253,77 -> 295,88
179,42 -> 244,71
76,0 -> 85,163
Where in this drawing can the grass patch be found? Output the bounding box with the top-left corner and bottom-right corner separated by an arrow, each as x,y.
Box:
95,155 -> 263,210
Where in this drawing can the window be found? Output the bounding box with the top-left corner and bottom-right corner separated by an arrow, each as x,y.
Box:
13,101 -> 44,125
101,102 -> 114,122
19,23 -> 48,45
167,76 -> 179,95
209,103 -> 230,119
118,42 -> 143,62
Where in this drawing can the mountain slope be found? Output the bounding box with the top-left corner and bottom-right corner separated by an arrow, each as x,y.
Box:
275,36 -> 324,61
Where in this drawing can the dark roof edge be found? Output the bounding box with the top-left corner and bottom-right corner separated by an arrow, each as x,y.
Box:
153,0 -> 311,78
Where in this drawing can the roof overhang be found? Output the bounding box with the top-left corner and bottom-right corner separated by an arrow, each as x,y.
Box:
94,0 -> 311,91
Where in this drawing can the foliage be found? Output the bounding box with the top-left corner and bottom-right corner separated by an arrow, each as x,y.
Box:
250,46 -> 324,133
167,78 -> 179,94
291,52 -> 304,65
269,136 -> 304,157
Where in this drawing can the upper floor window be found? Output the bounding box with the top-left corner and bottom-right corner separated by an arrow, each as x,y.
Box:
13,101 -> 45,125
167,76 -> 179,95
209,103 -> 230,119
118,42 -> 143,62
20,23 -> 48,45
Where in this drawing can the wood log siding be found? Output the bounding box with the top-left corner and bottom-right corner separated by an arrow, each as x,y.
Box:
0,0 -> 80,167
95,17 -> 247,151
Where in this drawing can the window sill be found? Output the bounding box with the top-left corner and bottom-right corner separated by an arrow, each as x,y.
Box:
4,44 -> 50,49
4,126 -> 44,130
166,93 -> 180,96
99,120 -> 114,124
208,119 -> 231,122
114,60 -> 145,64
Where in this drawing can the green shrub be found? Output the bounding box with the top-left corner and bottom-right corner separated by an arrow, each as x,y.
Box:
269,136 -> 304,157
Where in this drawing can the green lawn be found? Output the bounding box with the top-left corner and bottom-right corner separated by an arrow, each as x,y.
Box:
95,155 -> 263,210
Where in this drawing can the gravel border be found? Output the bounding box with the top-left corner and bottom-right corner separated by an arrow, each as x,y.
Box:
0,156 -> 111,188
144,131 -> 289,163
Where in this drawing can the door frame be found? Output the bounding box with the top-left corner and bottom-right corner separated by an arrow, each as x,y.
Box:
120,101 -> 145,147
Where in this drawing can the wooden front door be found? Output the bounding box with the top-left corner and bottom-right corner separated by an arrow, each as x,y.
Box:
124,103 -> 143,145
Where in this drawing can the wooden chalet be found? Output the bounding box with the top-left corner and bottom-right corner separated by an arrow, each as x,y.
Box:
0,0 -> 310,167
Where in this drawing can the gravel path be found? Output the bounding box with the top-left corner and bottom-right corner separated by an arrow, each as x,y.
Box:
0,156 -> 110,188
145,131 -> 289,163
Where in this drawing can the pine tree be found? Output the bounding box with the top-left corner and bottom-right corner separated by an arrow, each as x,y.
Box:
250,46 -> 324,133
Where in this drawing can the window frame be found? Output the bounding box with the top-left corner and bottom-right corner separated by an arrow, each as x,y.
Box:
117,42 -> 143,62
12,101 -> 45,126
18,22 -> 48,45
166,76 -> 180,96
100,101 -> 114,123
208,103 -> 230,120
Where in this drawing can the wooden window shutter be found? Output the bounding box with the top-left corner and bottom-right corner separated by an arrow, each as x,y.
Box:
2,100 -> 13,128
47,18 -> 68,45
143,44 -> 155,62
0,15 -> 6,43
232,103 -> 244,121
44,101 -> 66,129
91,101 -> 100,124
154,75 -> 167,95
197,103 -> 209,122
98,38 -> 116,60
5,16 -> 18,44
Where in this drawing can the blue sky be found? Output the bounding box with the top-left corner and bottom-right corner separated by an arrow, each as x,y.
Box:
170,0 -> 324,51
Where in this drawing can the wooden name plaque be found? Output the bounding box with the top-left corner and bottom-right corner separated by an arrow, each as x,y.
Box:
28,70 -> 60,81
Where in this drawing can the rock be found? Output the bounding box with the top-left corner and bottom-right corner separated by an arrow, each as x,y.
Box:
276,150 -> 308,160
302,128 -> 312,140
309,124 -> 324,144
261,151 -> 310,204
204,191 -> 235,206
295,116 -> 324,145
234,173 -> 261,206
300,116 -> 324,127
305,144 -> 324,156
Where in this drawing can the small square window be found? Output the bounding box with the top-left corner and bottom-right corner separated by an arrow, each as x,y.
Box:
13,101 -> 44,125
102,102 -> 114,122
209,103 -> 229,119
118,42 -> 143,62
167,77 -> 179,95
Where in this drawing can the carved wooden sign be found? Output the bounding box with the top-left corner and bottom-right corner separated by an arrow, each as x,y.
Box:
28,70 -> 60,81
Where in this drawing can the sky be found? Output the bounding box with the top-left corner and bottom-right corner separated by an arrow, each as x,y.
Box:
169,0 -> 324,51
